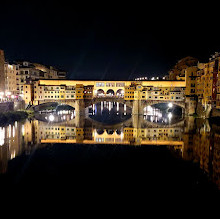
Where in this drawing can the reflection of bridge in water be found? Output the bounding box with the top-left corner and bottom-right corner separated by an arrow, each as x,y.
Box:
32,114 -> 185,147
2,116 -> 220,190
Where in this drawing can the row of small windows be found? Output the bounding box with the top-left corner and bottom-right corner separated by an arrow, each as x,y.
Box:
125,96 -> 134,98
45,95 -> 65,98
44,127 -> 78,132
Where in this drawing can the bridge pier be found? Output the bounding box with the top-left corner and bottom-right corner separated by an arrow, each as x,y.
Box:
132,100 -> 143,115
75,99 -> 85,128
185,97 -> 196,115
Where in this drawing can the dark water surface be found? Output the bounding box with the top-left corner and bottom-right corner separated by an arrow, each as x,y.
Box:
1,105 -> 220,207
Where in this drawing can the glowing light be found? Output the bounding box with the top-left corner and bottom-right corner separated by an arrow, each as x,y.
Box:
8,64 -> 13,70
0,127 -> 5,146
146,105 -> 153,114
22,125 -> 25,136
13,125 -> 15,138
168,112 -> 172,119
49,115 -> 55,122
168,103 -> 173,108
11,150 -> 16,160
9,124 -> 11,138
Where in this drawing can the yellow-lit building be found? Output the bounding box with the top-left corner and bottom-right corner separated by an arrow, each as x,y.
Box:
185,66 -> 198,96
124,85 -> 135,100
23,80 -> 186,107
25,80 -> 185,105
4,62 -> 19,95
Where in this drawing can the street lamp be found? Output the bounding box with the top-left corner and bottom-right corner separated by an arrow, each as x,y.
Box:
49,115 -> 55,122
168,102 -> 173,108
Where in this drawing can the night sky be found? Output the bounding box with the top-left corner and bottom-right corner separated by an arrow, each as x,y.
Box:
1,1 -> 219,80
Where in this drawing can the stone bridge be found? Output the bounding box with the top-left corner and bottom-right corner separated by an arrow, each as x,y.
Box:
34,98 -> 188,115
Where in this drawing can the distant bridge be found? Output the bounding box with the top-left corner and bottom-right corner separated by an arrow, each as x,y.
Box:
26,79 -> 193,115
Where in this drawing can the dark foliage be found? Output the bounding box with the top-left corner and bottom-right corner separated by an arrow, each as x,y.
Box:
0,111 -> 28,126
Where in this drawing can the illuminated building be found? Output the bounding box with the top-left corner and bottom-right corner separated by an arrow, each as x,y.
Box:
4,62 -> 19,95
168,56 -> 198,80
0,49 -> 67,96
0,50 -> 5,93
23,80 -> 186,110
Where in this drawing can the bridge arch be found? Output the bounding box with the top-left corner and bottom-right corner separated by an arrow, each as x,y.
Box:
143,100 -> 185,109
96,129 -> 104,135
106,89 -> 115,96
97,89 -> 105,97
106,129 -> 114,135
143,102 -> 184,116
116,89 -> 124,97
116,129 -> 122,135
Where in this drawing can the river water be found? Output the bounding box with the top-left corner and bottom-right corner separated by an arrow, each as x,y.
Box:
0,104 -> 220,198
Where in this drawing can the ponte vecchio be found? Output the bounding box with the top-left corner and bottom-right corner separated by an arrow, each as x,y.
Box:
24,79 -> 194,116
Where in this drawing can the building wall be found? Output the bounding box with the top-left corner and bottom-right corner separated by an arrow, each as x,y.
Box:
4,63 -> 19,95
185,66 -> 198,96
24,80 -> 186,105
23,84 -> 33,106
0,50 -> 5,92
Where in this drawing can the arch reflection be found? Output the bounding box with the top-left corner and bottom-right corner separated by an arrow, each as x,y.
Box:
2,116 -> 220,191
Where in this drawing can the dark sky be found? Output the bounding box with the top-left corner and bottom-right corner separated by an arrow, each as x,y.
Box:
1,1 -> 219,80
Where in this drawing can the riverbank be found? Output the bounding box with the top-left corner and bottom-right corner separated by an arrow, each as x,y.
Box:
0,110 -> 30,126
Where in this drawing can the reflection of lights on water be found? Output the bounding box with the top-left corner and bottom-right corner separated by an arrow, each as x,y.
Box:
22,125 -> 25,136
9,124 -> 11,138
13,125 -> 15,138
49,115 -> 55,122
0,127 -> 5,146
168,112 -> 172,119
10,150 -> 16,160
168,103 -> 173,108
71,113 -> 74,119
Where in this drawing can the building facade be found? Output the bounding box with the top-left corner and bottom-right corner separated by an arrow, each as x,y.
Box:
23,79 -> 186,107
0,50 -> 5,93
0,50 -> 67,98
